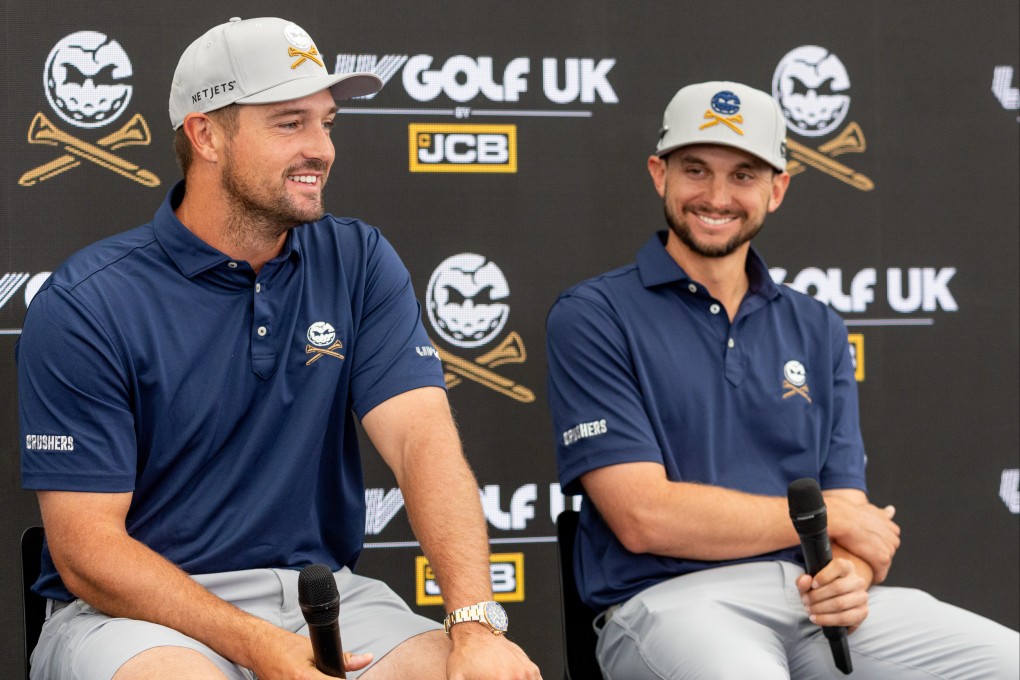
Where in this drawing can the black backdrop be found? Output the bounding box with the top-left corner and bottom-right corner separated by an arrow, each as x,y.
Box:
2,1 -> 1018,677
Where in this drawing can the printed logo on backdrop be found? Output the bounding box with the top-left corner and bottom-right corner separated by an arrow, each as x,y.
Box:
991,66 -> 1019,121
333,53 -> 618,173
425,253 -> 534,403
365,483 -> 571,536
19,31 -> 160,189
337,54 -> 617,108
769,267 -> 958,320
847,333 -> 865,382
409,123 -> 517,173
416,553 -> 525,606
1000,469 -> 1020,514
772,46 -> 873,192
0,272 -> 51,335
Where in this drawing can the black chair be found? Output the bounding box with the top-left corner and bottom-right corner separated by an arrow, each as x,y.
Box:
21,526 -> 46,680
556,509 -> 602,680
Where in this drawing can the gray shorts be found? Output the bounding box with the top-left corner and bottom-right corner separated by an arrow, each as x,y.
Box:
30,567 -> 442,680
596,561 -> 1020,680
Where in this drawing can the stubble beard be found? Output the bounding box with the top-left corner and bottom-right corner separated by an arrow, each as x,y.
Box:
663,199 -> 765,259
220,144 -> 329,248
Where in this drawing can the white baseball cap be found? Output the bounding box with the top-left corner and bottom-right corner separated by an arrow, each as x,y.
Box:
655,81 -> 787,171
169,17 -> 382,129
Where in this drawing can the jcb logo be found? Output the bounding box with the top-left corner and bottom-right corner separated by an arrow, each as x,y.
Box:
409,124 -> 517,173
848,333 -> 865,382
416,553 -> 525,606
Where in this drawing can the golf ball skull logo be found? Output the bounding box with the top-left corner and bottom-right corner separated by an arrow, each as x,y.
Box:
772,45 -> 850,138
45,31 -> 133,129
783,360 -> 807,387
283,22 -> 314,50
711,90 -> 741,116
427,254 -> 510,349
307,322 -> 336,347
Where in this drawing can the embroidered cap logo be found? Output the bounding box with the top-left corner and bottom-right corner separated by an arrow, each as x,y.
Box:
283,22 -> 323,69
700,89 -> 745,135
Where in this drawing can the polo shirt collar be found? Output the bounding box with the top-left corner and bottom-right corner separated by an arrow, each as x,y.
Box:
636,230 -> 782,300
154,180 -> 301,279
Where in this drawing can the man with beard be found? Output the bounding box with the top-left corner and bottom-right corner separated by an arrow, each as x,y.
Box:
545,81 -> 1019,679
18,17 -> 541,680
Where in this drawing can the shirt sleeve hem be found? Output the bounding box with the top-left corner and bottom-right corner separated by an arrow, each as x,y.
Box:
21,473 -> 135,492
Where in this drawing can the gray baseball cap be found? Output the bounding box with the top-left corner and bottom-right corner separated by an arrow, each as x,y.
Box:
655,81 -> 787,171
169,17 -> 382,129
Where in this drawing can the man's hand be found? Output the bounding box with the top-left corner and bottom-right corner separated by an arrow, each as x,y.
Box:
248,627 -> 373,680
447,625 -> 542,680
796,557 -> 869,634
824,490 -> 900,583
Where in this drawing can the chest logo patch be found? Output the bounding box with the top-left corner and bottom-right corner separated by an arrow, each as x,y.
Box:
782,360 -> 812,403
305,321 -> 345,365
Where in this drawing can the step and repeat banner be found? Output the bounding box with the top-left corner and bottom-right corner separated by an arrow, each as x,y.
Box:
1,1 -> 1017,676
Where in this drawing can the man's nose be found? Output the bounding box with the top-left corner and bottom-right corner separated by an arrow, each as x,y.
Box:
304,126 -> 335,165
702,176 -> 732,207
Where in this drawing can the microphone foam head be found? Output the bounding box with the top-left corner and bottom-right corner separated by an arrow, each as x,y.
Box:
787,477 -> 824,512
787,478 -> 827,533
298,563 -> 340,624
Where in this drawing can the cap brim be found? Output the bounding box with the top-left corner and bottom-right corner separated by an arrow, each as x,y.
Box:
236,71 -> 384,105
656,140 -> 785,172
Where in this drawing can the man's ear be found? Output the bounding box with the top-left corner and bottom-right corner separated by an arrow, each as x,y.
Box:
768,171 -> 791,213
181,113 -> 222,164
647,154 -> 667,198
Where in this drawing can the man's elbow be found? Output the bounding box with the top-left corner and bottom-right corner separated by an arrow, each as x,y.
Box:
608,508 -> 662,555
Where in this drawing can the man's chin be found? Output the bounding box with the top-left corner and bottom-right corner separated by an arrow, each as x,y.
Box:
289,196 -> 326,224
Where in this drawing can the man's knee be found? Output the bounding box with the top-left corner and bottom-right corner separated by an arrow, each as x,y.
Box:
361,630 -> 449,679
112,646 -> 232,680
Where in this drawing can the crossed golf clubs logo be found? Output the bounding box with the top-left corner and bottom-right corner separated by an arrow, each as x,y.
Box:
289,46 -> 323,69
700,111 -> 744,135
782,379 -> 812,403
305,340 -> 345,365
785,121 -> 873,192
19,111 -> 160,187
435,331 -> 535,404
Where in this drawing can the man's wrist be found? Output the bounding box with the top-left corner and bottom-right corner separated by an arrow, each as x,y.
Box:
443,600 -> 508,636
448,619 -> 499,640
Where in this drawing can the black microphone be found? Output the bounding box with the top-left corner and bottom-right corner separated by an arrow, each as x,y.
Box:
787,478 -> 853,675
298,564 -> 346,678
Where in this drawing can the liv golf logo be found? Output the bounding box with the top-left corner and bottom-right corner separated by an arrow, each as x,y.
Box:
334,52 -> 619,175
1,272 -> 50,333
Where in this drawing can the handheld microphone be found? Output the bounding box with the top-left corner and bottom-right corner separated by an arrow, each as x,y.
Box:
298,564 -> 346,678
787,478 -> 853,675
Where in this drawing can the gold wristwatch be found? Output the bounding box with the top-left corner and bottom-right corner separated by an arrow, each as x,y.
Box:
443,600 -> 509,635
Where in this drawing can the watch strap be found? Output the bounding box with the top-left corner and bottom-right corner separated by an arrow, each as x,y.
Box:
443,600 -> 507,635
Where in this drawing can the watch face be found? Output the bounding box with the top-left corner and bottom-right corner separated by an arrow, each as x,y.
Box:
483,601 -> 508,632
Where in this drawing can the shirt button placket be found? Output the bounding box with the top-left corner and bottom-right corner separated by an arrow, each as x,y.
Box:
255,280 -> 269,338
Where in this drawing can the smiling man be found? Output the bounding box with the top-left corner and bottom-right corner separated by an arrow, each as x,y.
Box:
545,81 -> 1019,679
18,16 -> 540,680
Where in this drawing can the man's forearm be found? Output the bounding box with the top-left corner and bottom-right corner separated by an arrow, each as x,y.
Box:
582,463 -> 803,560
831,542 -> 875,588
40,496 -> 284,672
391,420 -> 494,611
362,388 -> 497,612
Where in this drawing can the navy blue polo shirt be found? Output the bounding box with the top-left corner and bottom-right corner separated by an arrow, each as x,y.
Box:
18,181 -> 445,601
546,231 -> 867,611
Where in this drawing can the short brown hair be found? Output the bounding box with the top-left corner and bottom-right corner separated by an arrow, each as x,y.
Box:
173,105 -> 241,175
